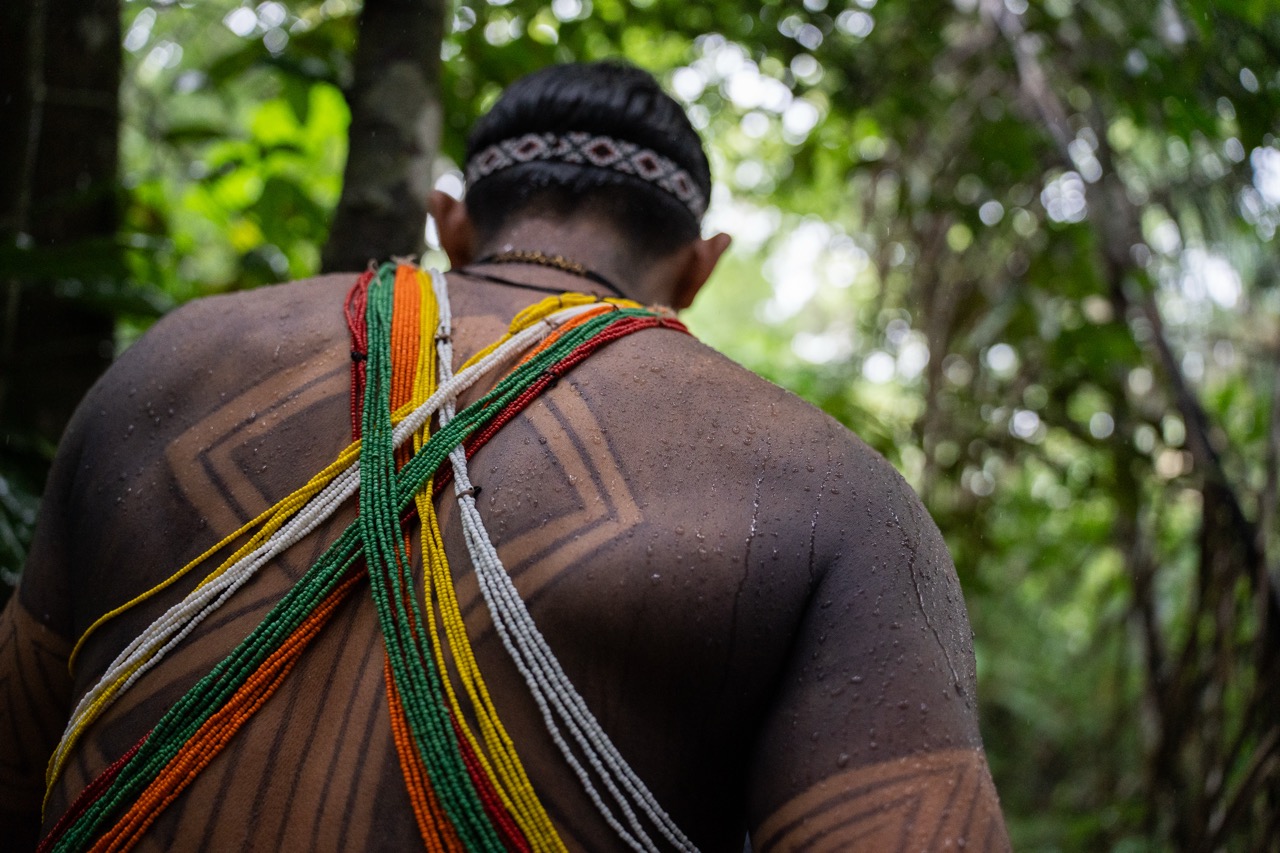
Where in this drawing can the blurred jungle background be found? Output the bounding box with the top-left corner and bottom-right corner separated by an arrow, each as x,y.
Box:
2,0 -> 1278,849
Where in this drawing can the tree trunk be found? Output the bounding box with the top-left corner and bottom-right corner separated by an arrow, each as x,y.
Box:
0,0 -> 119,457
321,0 -> 446,273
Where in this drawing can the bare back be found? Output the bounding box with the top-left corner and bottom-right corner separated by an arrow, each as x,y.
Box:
2,272 -> 1009,851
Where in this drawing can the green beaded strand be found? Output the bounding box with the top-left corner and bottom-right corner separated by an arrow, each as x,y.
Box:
359,266 -> 503,849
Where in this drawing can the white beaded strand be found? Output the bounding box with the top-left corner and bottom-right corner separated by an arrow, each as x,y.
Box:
428,270 -> 697,853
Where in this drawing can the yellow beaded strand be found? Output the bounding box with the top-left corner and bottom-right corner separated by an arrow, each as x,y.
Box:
410,270 -> 567,851
50,445 -> 360,798
66,445 -> 357,675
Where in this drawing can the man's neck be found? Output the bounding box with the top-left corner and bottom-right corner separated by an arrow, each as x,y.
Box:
474,219 -> 676,306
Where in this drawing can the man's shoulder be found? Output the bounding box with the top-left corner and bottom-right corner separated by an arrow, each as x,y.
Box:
597,325 -> 894,475
142,274 -> 353,355
90,274 -> 353,399
572,322 -> 929,564
55,273 -> 358,492
38,275 -> 361,624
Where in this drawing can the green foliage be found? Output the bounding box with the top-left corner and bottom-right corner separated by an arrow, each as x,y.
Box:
0,468 -> 41,589
117,0 -> 355,326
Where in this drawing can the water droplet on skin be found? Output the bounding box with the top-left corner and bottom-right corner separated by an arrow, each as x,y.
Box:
850,675 -> 863,684
650,573 -> 661,583
836,753 -> 849,768
674,525 -> 685,535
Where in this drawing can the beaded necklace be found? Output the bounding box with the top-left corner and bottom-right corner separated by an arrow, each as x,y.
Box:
44,264 -> 698,853
463,249 -> 629,300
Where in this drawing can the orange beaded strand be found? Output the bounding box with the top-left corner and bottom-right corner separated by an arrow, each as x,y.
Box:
386,658 -> 465,852
87,570 -> 367,853
391,265 -> 422,411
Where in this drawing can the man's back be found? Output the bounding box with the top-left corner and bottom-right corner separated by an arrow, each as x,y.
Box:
9,271 -> 1006,850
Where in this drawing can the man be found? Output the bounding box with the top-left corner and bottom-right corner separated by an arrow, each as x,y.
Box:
1,62 -> 1010,850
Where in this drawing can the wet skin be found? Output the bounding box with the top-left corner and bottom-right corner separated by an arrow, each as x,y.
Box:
1,272 -> 1010,851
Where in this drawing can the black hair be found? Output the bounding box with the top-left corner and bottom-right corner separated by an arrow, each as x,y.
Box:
464,61 -> 711,259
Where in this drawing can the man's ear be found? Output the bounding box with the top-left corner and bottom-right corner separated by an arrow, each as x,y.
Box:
430,189 -> 477,268
671,232 -> 732,310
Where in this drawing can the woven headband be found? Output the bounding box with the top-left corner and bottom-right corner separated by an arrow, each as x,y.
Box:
465,131 -> 708,219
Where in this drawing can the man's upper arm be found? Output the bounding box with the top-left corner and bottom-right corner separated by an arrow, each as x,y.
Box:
0,594 -> 73,846
748,450 -> 1010,851
0,395 -> 86,844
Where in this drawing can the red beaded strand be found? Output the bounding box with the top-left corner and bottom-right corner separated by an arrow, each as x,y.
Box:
345,269 -> 375,438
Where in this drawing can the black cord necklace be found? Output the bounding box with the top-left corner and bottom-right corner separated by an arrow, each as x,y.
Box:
458,250 -> 629,300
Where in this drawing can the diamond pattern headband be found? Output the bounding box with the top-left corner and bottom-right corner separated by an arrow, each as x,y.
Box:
465,131 -> 708,219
